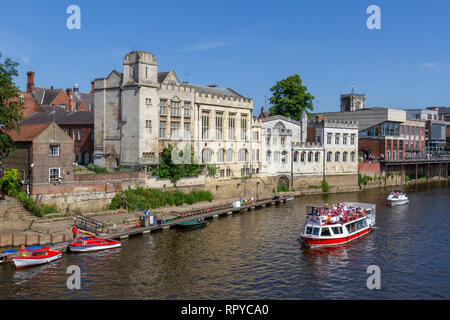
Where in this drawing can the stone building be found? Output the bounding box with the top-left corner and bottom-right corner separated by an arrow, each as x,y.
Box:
93,50 -> 261,177
340,91 -> 365,112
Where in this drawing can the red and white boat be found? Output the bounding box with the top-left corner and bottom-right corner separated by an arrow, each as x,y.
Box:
300,202 -> 376,248
68,237 -> 121,252
12,246 -> 62,268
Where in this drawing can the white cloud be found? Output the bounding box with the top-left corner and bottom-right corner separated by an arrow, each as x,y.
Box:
421,62 -> 447,72
177,41 -> 232,52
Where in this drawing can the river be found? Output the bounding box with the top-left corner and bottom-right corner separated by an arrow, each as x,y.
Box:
0,183 -> 449,299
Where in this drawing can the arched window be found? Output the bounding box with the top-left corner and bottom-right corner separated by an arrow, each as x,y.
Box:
202,148 -> 212,163
274,151 -> 280,162
308,152 -> 313,162
301,152 -> 306,162
315,152 -> 320,162
266,151 -> 271,162
238,148 -> 248,162
226,149 -> 233,162
281,151 -> 287,163
343,151 -> 348,162
293,151 -> 298,162
335,152 -> 340,162
351,151 -> 356,162
327,152 -> 332,162
217,148 -> 225,163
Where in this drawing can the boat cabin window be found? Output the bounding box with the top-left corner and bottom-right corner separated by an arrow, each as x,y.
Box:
32,251 -> 47,257
312,227 -> 320,236
320,227 -> 331,236
346,222 -> 356,234
306,226 -> 312,235
331,227 -> 343,235
21,251 -> 32,257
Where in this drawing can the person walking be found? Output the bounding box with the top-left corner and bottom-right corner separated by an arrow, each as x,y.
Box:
72,226 -> 78,240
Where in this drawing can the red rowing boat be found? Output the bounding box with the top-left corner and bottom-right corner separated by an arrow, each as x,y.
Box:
68,237 -> 121,253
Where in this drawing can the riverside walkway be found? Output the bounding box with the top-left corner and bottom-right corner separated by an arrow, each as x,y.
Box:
0,196 -> 291,262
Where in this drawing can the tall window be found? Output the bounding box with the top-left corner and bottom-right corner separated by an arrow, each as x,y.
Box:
202,113 -> 209,140
253,131 -> 259,141
49,168 -> 60,182
351,152 -> 356,162
171,101 -> 181,117
145,120 -> 152,130
226,149 -> 233,162
281,151 -> 287,163
301,152 -> 306,162
350,134 -> 356,145
327,133 -> 332,144
78,129 -> 82,141
159,121 -> 166,138
184,122 -> 190,139
335,133 -> 340,145
183,102 -> 191,117
160,100 -> 167,115
266,151 -> 271,162
281,137 -> 285,146
308,152 -> 313,162
202,148 -> 212,163
228,115 -> 235,140
216,114 -> 223,140
49,144 -> 60,156
266,136 -> 270,146
293,151 -> 298,162
238,148 -> 248,162
327,152 -> 332,162
170,122 -> 180,139
217,148 -> 225,163
240,116 -> 247,140
343,134 -> 348,144
343,151 -> 348,162
335,152 -> 340,162
315,152 -> 320,162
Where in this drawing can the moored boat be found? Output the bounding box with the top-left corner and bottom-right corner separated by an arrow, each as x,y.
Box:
12,246 -> 62,268
175,218 -> 207,229
387,190 -> 409,205
300,202 -> 376,248
68,237 -> 121,252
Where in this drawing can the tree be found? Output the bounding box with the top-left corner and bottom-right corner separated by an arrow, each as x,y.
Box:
0,53 -> 24,159
269,74 -> 314,120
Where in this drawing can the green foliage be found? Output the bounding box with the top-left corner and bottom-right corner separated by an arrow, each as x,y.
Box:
321,180 -> 330,193
269,74 -> 314,120
0,53 -> 24,159
109,187 -> 214,211
11,189 -> 58,217
277,185 -> 289,192
358,174 -> 373,186
0,169 -> 21,195
206,164 -> 217,177
150,144 -> 203,185
87,163 -> 108,174
308,185 -> 321,189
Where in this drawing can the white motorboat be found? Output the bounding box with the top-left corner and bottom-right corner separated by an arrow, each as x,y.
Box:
387,190 -> 409,205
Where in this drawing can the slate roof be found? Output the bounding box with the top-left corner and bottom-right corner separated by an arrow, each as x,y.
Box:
73,92 -> 94,111
180,83 -> 246,99
31,87 -> 64,106
21,111 -> 94,126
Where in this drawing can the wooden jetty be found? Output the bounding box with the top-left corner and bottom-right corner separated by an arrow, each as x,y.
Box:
0,196 -> 291,262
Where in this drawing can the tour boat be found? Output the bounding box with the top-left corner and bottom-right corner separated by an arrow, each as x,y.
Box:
300,202 -> 376,248
387,191 -> 409,205
12,246 -> 62,268
68,237 -> 121,253
175,218 -> 207,229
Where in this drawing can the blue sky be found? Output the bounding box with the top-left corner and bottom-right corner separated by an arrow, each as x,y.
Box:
1,0 -> 449,115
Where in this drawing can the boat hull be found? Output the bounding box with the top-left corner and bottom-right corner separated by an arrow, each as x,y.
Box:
175,222 -> 207,229
69,242 -> 121,252
301,227 -> 372,248
13,252 -> 62,268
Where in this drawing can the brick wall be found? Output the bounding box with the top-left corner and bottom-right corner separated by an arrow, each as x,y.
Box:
32,141 -> 73,184
358,162 -> 381,176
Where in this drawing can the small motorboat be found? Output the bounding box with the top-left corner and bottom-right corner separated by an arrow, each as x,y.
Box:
175,218 -> 207,229
387,190 -> 409,205
12,246 -> 62,268
68,237 -> 121,253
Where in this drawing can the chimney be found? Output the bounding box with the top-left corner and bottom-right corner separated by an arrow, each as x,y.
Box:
66,88 -> 73,112
26,71 -> 35,93
73,84 -> 79,93
90,81 -> 95,94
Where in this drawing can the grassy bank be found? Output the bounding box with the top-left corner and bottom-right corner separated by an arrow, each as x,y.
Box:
109,186 -> 214,211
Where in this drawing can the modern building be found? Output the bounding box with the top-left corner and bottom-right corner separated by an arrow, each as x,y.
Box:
1,123 -> 74,193
20,111 -> 94,165
94,50 -> 261,177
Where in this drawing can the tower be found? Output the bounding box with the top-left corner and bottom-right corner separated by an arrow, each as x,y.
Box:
300,110 -> 308,143
340,86 -> 365,112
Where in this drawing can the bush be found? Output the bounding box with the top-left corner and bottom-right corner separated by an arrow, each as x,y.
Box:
87,163 -> 108,174
277,185 -> 289,192
0,169 -> 21,195
321,180 -> 329,193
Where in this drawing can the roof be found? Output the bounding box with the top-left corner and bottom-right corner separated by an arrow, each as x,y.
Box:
21,111 -> 94,126
181,83 -> 246,99
31,87 -> 64,106
5,123 -> 50,142
157,72 -> 169,83
73,92 -> 94,111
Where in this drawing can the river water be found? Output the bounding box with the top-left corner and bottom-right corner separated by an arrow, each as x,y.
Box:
0,183 -> 449,300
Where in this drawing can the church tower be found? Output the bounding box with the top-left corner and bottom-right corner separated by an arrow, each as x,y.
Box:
340,86 -> 365,112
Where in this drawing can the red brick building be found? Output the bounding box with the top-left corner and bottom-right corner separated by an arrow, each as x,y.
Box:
1,123 -> 74,193
20,111 -> 94,165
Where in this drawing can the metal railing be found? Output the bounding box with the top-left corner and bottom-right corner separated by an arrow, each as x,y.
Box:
74,215 -> 106,235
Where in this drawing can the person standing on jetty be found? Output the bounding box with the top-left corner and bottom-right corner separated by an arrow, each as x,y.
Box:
72,226 -> 78,240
